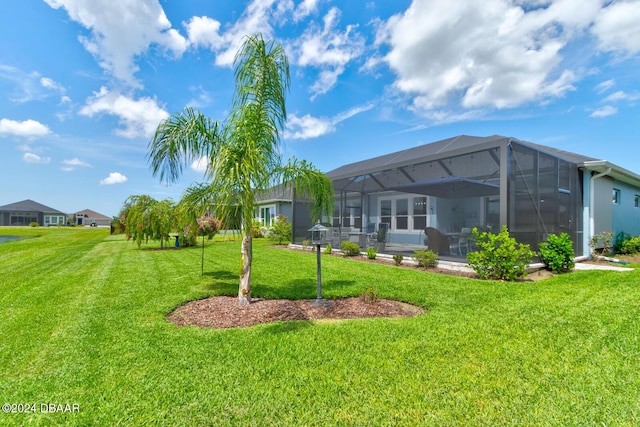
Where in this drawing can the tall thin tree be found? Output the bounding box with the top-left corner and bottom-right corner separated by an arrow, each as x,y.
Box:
148,34 -> 334,305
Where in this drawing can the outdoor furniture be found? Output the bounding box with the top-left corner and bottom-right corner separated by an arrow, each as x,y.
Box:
425,227 -> 453,255
365,223 -> 376,247
457,227 -> 474,255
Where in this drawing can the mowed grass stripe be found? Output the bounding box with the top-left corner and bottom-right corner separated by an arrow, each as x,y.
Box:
1,227 -> 639,425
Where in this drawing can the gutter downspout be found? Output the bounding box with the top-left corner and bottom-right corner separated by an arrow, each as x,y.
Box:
589,167 -> 611,248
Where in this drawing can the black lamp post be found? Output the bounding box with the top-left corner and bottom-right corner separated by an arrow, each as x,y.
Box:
308,221 -> 329,301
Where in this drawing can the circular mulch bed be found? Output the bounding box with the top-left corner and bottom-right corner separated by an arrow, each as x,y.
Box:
168,296 -> 426,329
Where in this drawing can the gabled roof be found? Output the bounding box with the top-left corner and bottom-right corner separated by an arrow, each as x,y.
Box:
255,184 -> 293,203
0,199 -> 65,214
74,209 -> 110,220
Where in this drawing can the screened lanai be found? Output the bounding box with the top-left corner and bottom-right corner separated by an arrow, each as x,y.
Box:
296,135 -> 591,256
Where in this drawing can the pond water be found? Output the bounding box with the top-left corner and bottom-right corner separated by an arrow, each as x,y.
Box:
0,236 -> 21,244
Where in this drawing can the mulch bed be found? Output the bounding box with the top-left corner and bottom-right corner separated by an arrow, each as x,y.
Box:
168,296 -> 425,330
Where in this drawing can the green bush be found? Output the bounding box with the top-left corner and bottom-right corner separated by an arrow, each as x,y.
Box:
252,220 -> 264,238
620,236 -> 640,255
341,241 -> 361,257
269,214 -> 292,244
366,247 -> 377,260
539,233 -> 575,273
412,249 -> 438,268
29,222 -> 39,227
324,244 -> 332,255
392,254 -> 403,266
466,225 -> 535,281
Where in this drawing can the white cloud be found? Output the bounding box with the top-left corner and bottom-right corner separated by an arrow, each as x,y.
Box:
293,0 -> 320,22
285,114 -> 333,139
100,172 -> 128,185
595,79 -> 615,94
0,118 -> 51,138
285,103 -> 373,139
376,0 -> 602,111
185,0 -> 278,67
293,7 -> 365,99
40,77 -> 65,93
0,65 -> 66,103
190,156 -> 209,174
44,0 -> 188,88
590,105 -> 618,118
23,152 -> 51,164
79,87 -> 169,139
61,157 -> 91,171
603,90 -> 640,103
592,0 -> 640,56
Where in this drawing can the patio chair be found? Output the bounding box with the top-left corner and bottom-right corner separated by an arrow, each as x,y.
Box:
425,227 -> 453,255
365,223 -> 376,247
458,227 -> 474,255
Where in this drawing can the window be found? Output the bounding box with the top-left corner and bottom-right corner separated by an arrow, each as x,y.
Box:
413,197 -> 427,230
613,188 -> 621,205
635,195 -> 640,208
258,206 -> 275,226
395,199 -> 408,230
380,200 -> 391,227
380,196 -> 431,231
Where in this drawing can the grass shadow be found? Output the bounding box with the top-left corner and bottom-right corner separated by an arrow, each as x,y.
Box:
202,270 -> 238,293
259,319 -> 314,334
254,278 -> 357,300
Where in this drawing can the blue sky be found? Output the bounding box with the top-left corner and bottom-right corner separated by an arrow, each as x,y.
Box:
1,0 -> 639,217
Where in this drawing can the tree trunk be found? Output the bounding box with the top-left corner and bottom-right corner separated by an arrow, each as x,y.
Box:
238,232 -> 252,305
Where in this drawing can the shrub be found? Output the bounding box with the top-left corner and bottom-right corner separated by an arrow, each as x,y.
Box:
302,239 -> 311,250
360,286 -> 379,304
269,214 -> 292,244
366,247 -> 377,260
29,222 -> 39,227
620,236 -> 640,255
590,231 -> 614,256
392,254 -> 403,266
341,241 -> 361,257
539,233 -> 575,273
252,220 -> 264,238
412,249 -> 438,268
324,244 -> 332,255
466,225 -> 535,281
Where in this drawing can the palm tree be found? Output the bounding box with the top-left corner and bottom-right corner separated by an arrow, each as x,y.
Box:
148,34 -> 334,305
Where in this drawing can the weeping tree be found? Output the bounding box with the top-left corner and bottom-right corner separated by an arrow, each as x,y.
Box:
122,195 -> 175,248
148,34 -> 334,305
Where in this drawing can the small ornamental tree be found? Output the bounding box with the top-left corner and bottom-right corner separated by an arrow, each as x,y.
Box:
539,233 -> 575,273
467,225 -> 535,281
197,215 -> 221,276
123,195 -> 156,248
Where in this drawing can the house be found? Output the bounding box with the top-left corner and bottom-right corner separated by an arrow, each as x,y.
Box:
0,199 -> 67,226
71,209 -> 111,227
282,135 -> 640,258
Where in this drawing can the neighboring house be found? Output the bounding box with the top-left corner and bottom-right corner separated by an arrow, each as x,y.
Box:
72,209 -> 111,227
0,199 -> 67,226
286,135 -> 640,258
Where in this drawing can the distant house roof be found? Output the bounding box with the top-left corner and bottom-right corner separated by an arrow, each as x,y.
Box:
255,184 -> 294,203
0,199 -> 65,214
74,209 -> 110,220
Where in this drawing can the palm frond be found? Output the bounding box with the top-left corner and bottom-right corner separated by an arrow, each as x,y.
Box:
147,107 -> 221,184
277,158 -> 335,222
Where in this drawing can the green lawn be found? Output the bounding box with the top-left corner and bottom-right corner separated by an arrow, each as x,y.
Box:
1,227 -> 639,426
